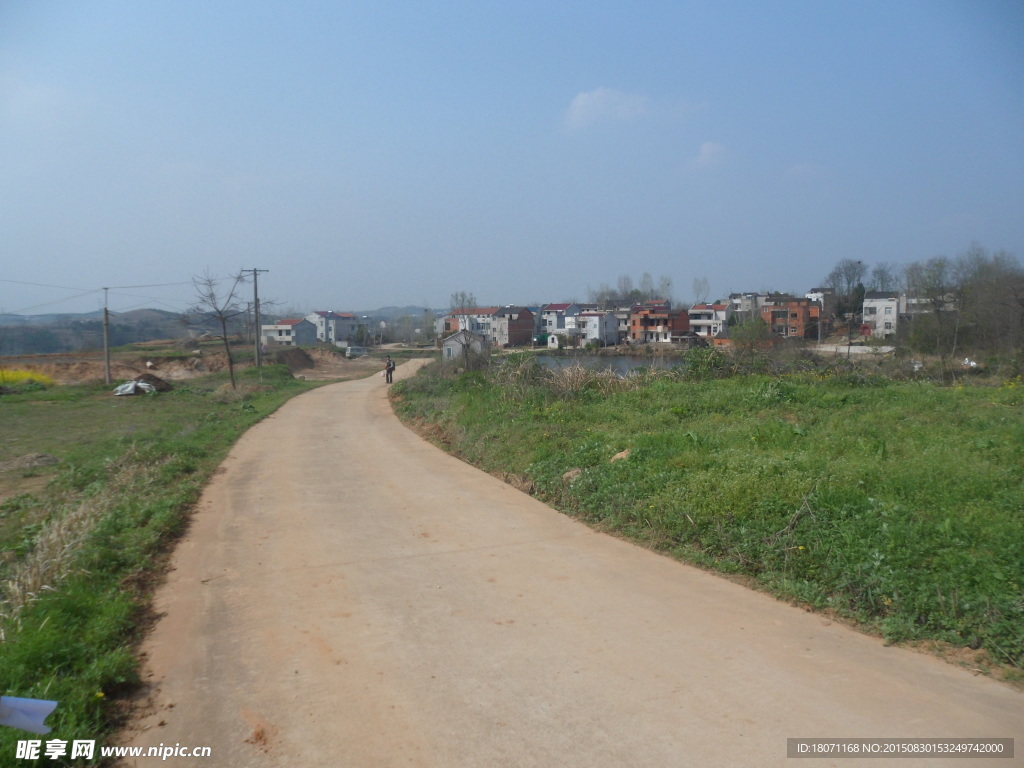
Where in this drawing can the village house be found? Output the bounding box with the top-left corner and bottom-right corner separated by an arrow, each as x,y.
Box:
261,317 -> 317,347
490,306 -> 535,347
862,291 -> 900,338
758,296 -> 817,339
564,310 -> 619,346
306,311 -> 364,346
539,303 -> 582,334
439,307 -> 501,338
728,293 -> 762,325
442,329 -> 490,366
629,305 -> 689,343
688,303 -> 732,338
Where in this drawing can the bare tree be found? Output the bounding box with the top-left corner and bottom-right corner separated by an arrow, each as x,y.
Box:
616,274 -> 634,300
657,274 -> 674,305
638,272 -> 656,301
868,262 -> 899,292
449,291 -> 477,312
825,258 -> 867,314
188,270 -> 248,390
692,276 -> 711,304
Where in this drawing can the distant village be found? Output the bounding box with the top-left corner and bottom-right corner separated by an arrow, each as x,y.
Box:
261,287 -> 915,355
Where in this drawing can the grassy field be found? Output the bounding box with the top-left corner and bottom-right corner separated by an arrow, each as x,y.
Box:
393,353 -> 1024,680
0,364 -> 324,761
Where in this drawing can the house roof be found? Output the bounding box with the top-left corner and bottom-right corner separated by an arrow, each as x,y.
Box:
275,318 -> 305,325
450,307 -> 500,316
863,291 -> 899,300
689,303 -> 729,311
313,310 -> 357,319
543,303 -> 575,312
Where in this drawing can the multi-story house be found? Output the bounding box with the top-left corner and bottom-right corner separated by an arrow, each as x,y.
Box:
862,292 -> 900,338
728,293 -> 762,325
630,306 -> 689,343
306,311 -> 364,345
611,307 -> 632,344
758,296 -> 817,339
539,303 -> 582,334
261,318 -> 317,347
440,307 -> 500,339
565,311 -> 619,346
490,306 -> 535,347
688,303 -> 732,338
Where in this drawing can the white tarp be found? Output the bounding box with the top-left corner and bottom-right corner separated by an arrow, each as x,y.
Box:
113,381 -> 157,396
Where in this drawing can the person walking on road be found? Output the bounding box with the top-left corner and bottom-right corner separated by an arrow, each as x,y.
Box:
384,356 -> 395,383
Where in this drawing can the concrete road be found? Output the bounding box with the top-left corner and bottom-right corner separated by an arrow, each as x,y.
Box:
123,360 -> 1022,767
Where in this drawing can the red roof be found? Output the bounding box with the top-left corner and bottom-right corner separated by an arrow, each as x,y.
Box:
276,318 -> 304,325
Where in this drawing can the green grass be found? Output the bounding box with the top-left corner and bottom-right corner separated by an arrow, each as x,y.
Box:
0,365 -> 324,763
393,357 -> 1024,676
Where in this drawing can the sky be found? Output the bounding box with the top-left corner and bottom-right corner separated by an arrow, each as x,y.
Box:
2,0 -> 1022,317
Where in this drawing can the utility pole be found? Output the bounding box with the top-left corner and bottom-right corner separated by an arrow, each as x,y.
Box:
245,269 -> 269,367
103,287 -> 111,385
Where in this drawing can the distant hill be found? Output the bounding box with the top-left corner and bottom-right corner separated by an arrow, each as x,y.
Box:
0,308 -> 189,355
354,306 -> 439,322
1,306 -> 444,355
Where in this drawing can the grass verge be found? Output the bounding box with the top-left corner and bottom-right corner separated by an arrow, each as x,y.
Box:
0,365 -> 323,763
392,354 -> 1024,683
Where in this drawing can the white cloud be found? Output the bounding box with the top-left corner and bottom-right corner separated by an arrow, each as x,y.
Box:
563,87 -> 648,131
691,141 -> 726,167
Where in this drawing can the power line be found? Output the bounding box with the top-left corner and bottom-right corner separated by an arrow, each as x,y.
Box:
6,289 -> 105,315
106,281 -> 193,289
0,278 -> 93,291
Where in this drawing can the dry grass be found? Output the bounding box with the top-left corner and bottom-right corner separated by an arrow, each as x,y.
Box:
0,452 -> 150,629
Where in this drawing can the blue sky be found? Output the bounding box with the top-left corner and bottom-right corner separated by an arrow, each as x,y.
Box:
2,1 -> 1022,316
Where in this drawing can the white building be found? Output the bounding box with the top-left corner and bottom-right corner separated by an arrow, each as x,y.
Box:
862,292 -> 900,338
688,303 -> 732,338
261,318 -> 317,347
306,311 -> 364,346
565,311 -> 619,346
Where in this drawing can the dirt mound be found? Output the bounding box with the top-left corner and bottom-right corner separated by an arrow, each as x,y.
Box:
133,373 -> 173,392
272,348 -> 315,372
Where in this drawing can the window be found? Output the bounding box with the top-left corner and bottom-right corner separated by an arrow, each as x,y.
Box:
789,326 -> 797,335
884,307 -> 893,314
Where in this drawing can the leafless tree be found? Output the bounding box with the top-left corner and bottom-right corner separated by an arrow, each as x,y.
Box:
187,270 -> 248,390
868,262 -> 899,292
449,291 -> 477,312
825,258 -> 867,314
692,276 -> 711,304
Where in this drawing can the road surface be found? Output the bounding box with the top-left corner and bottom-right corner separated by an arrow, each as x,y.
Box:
122,360 -> 1022,766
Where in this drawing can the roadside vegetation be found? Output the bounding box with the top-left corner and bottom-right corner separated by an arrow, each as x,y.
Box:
393,349 -> 1024,681
0,364 -> 323,761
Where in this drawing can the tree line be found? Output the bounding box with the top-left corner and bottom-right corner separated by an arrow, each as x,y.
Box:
824,245 -> 1024,358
